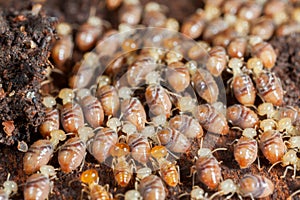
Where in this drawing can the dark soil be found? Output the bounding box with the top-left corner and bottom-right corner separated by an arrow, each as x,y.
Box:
0,0 -> 299,200
0,5 -> 56,145
271,33 -> 300,107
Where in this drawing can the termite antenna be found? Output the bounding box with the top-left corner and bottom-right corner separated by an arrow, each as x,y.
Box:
287,189 -> 300,200
211,148 -> 227,154
268,161 -> 281,173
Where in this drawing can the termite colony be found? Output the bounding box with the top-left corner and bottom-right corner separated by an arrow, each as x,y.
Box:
2,0 -> 300,199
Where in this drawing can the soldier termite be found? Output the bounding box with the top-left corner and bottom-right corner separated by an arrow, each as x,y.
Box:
150,145 -> 180,187
80,169 -> 113,200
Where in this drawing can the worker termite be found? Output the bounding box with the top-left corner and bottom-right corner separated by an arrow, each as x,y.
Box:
60,102 -> 85,134
58,88 -> 85,133
251,18 -> 275,40
76,12 -> 106,52
249,58 -> 284,106
234,128 -> 258,169
0,174 -> 18,200
142,2 -> 167,27
166,61 -> 190,93
69,52 -> 100,89
58,136 -> 86,173
105,117 -> 122,134
110,142 -> 133,187
228,58 -> 256,105
80,169 -> 113,200
165,15 -> 181,31
138,175 -> 166,200
259,119 -> 277,132
227,37 -> 247,58
164,50 -> 183,66
150,145 -> 180,187
145,71 -> 172,118
194,103 -> 229,135
39,96 -> 60,138
257,104 -> 296,135
212,28 -> 237,47
277,117 -> 297,136
169,114 -> 203,139
203,0 -> 222,21
181,9 -> 206,39
233,17 -> 250,36
210,174 -> 274,199
285,136 -> 300,149
126,54 -> 158,87
202,17 -> 228,41
23,140 -> 54,175
276,106 -> 300,126
77,89 -> 104,128
24,165 -> 56,200
140,125 -> 157,144
266,1 -> 288,26
187,41 -> 210,61
58,127 -> 93,173
23,130 -> 66,174
264,0 -> 286,17
120,95 -> 147,131
238,1 -> 262,21
96,84 -> 120,117
268,149 -> 299,178
227,104 -> 259,129
58,88 -> 75,105
97,31 -> 123,76
190,65 -> 219,104
259,129 -> 285,164
238,174 -> 274,199
250,41 -> 277,70
127,133 -> 151,164
87,127 -> 118,163
258,103 -> 300,128
157,127 -> 191,154
206,46 -> 227,77
209,179 -> 238,199
175,95 -> 197,114
96,75 -> 112,90
119,0 -> 142,25
193,148 -> 224,190
51,22 -> 73,69
257,102 -> 276,118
